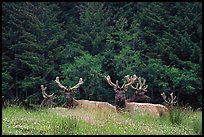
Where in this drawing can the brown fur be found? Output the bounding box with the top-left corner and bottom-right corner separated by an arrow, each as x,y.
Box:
126,93 -> 151,103
126,102 -> 168,117
40,96 -> 56,108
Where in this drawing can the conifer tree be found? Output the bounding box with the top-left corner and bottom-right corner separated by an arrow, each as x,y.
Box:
2,2 -> 66,100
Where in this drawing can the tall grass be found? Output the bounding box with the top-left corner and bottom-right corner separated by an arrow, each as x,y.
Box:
51,116 -> 77,135
2,104 -> 202,135
192,117 -> 202,135
168,106 -> 188,125
161,105 -> 202,135
2,105 -> 78,135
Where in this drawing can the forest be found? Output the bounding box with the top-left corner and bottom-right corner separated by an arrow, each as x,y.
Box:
2,2 -> 202,109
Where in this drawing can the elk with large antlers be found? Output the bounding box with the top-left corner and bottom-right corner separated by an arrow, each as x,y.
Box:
54,76 -> 84,108
125,76 -> 151,103
40,85 -> 56,108
104,75 -> 137,111
161,92 -> 177,109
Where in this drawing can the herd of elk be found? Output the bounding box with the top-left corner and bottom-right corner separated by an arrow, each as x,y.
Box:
40,76 -> 83,108
38,74 -> 178,112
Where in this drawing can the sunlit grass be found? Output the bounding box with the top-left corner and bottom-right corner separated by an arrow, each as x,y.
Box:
2,105 -> 202,135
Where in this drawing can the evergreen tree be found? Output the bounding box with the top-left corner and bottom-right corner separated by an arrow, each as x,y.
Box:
2,2 -> 202,108
75,2 -> 113,55
131,2 -> 202,106
2,2 -> 66,100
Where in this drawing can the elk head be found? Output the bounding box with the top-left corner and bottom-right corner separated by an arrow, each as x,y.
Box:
54,76 -> 84,108
40,85 -> 56,107
125,76 -> 151,103
161,92 -> 177,108
105,75 -> 137,110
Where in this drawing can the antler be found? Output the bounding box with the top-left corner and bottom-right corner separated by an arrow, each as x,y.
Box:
161,92 -> 177,106
55,76 -> 84,92
126,76 -> 148,94
54,76 -> 69,91
105,75 -> 137,92
41,85 -> 54,98
105,75 -> 118,88
122,74 -> 138,89
70,78 -> 84,91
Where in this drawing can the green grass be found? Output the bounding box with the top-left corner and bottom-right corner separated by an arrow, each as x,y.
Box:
2,105 -> 202,135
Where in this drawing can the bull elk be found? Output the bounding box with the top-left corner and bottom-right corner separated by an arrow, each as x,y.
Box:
40,85 -> 56,108
125,76 -> 151,103
54,76 -> 84,108
104,75 -> 137,111
161,92 -> 177,109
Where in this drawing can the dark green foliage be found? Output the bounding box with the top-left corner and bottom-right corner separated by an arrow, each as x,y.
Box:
2,2 -> 66,101
75,2 -> 113,55
59,53 -> 113,102
2,2 -> 202,109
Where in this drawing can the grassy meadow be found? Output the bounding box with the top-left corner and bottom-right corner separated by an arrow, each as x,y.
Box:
2,105 -> 202,135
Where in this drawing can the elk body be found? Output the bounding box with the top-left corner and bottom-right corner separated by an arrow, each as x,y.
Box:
54,76 -> 84,108
126,102 -> 168,117
40,85 -> 56,108
125,76 -> 151,103
104,75 -> 137,111
77,100 -> 117,112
